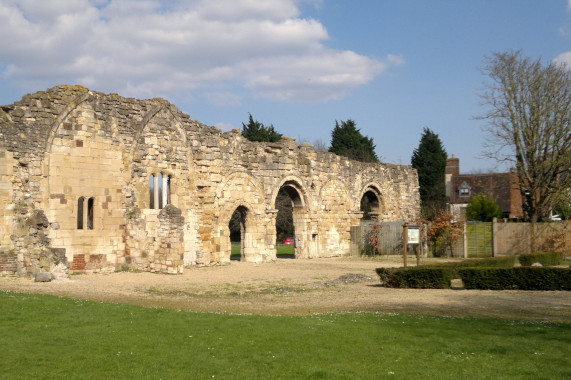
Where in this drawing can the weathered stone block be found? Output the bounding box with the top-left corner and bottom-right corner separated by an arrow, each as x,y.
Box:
35,272 -> 52,282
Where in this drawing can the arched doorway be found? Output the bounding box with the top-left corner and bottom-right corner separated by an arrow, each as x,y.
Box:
274,180 -> 308,258
228,205 -> 250,261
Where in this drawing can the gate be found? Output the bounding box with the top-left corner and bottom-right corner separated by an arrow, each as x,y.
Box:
466,222 -> 492,258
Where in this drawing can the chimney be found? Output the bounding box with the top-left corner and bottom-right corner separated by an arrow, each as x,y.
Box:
445,154 -> 459,199
446,154 -> 460,177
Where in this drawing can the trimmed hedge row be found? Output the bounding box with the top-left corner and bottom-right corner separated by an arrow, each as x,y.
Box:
376,267 -> 454,289
460,267 -> 571,290
518,252 -> 564,267
376,266 -> 571,290
428,256 -> 516,268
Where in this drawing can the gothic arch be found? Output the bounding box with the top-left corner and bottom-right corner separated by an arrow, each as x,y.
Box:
129,105 -> 188,157
271,175 -> 309,210
216,171 -> 265,211
320,178 -> 351,211
359,182 -> 385,218
45,90 -> 92,153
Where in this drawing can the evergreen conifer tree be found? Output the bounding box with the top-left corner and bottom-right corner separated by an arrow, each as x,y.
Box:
411,128 -> 448,219
241,114 -> 282,142
328,119 -> 378,163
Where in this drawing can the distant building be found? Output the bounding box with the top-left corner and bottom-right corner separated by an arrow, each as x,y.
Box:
445,155 -> 523,219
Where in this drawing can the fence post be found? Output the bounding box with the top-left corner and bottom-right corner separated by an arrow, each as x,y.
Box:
492,218 -> 497,257
403,223 -> 408,267
463,222 -> 468,258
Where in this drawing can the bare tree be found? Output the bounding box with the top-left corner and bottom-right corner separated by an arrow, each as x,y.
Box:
478,50 -> 571,251
312,138 -> 329,152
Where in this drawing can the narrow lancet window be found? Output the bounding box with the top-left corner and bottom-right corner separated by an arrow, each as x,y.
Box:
149,172 -> 172,209
149,174 -> 155,209
87,197 -> 94,230
77,197 -> 85,229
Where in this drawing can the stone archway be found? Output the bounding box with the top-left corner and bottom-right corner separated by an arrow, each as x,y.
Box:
360,185 -> 383,221
274,179 -> 313,259
227,205 -> 250,262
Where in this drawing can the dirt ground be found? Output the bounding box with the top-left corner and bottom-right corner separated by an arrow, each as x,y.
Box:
1,256 -> 570,322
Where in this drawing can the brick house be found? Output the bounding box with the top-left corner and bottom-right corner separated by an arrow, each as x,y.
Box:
445,155 -> 523,219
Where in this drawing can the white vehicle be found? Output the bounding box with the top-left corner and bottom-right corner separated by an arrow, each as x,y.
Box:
549,211 -> 562,221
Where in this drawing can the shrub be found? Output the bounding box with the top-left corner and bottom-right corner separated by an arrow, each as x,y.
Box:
425,210 -> 464,257
376,267 -> 454,289
428,256 -> 516,268
376,264 -> 570,290
466,194 -> 502,222
518,252 -> 564,267
459,267 -> 571,290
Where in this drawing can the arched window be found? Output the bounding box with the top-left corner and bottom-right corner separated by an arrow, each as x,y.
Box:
77,197 -> 84,229
77,196 -> 94,230
87,197 -> 94,230
149,172 -> 171,209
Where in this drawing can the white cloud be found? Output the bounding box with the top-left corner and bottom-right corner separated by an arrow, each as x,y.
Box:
553,1 -> 571,69
205,92 -> 243,107
0,0 -> 401,103
554,51 -> 571,69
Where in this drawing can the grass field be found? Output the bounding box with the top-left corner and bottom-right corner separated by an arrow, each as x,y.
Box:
1,290 -> 569,379
232,243 -> 295,259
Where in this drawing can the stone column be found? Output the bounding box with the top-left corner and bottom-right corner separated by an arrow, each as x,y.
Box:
153,174 -> 159,209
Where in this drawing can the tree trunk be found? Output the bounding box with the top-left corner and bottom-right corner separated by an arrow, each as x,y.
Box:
529,217 -> 537,253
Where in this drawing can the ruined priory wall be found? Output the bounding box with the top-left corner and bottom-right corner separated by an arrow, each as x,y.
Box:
188,129 -> 419,263
0,85 -> 420,275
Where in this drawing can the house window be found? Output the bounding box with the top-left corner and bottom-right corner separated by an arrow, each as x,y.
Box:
149,172 -> 171,209
77,196 -> 94,229
459,182 -> 471,197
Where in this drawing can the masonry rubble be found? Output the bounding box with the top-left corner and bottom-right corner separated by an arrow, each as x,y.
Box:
0,85 -> 420,277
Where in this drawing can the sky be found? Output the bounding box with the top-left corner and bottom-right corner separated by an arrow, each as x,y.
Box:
1,0 -> 570,173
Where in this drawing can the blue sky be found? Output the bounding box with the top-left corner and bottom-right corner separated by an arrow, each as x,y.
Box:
1,0 -> 570,172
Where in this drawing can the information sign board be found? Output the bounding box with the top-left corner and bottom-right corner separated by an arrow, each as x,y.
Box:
407,227 -> 420,244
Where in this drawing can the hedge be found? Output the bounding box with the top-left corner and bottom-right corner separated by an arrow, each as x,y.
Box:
459,267 -> 571,290
376,267 -> 454,289
518,252 -> 564,267
428,256 -> 516,268
376,266 -> 571,290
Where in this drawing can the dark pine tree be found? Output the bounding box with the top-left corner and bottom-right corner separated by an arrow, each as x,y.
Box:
328,119 -> 378,163
241,113 -> 282,142
411,128 -> 448,220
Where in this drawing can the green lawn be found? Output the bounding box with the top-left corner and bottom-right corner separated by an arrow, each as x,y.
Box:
1,290 -> 569,379
231,243 -> 295,259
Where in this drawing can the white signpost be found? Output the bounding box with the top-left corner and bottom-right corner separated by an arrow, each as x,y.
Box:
403,224 -> 421,267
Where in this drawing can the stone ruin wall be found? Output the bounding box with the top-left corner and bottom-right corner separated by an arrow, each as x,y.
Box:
0,85 -> 420,277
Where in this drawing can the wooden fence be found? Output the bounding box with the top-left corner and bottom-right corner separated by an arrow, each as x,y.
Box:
350,221 -> 405,256
350,219 -> 570,258
493,221 -> 570,256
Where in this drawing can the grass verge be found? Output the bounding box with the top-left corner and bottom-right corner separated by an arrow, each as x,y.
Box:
231,243 -> 295,259
1,290 -> 569,379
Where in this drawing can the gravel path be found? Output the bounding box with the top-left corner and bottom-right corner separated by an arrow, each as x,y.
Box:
1,257 -> 569,321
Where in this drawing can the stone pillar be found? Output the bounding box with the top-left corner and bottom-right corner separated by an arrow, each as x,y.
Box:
153,204 -> 184,274
82,198 -> 88,230
153,174 -> 159,210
